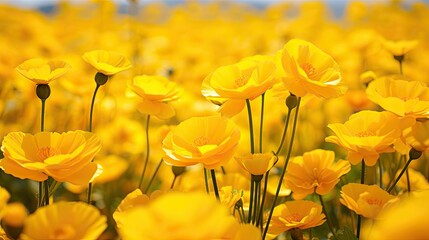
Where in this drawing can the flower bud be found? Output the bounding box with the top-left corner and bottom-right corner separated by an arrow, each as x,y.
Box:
36,84 -> 51,100
172,166 -> 186,177
95,72 -> 109,86
286,94 -> 298,110
409,147 -> 422,161
393,55 -> 404,63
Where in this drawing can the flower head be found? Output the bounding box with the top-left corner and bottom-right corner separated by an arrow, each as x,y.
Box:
116,191 -> 239,240
339,183 -> 398,219
404,120 -> 429,152
284,149 -> 351,199
382,39 -> 419,57
128,75 -> 180,119
234,152 -> 277,176
268,200 -> 325,236
16,58 -> 71,84
0,131 -> 102,184
82,50 -> 131,75
326,111 -> 404,166
20,201 -> 107,240
275,39 -> 345,98
162,115 -> 240,169
366,77 -> 429,118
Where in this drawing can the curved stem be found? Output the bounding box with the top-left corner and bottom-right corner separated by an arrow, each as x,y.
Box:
210,169 -> 220,200
318,194 -> 337,239
259,93 -> 265,153
263,97 -> 301,239
246,99 -> 255,154
87,84 -> 101,204
275,108 -> 292,155
144,158 -> 163,194
139,115 -> 151,189
388,158 -> 412,193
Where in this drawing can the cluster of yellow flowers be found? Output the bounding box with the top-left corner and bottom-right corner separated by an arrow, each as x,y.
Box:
0,1 -> 429,239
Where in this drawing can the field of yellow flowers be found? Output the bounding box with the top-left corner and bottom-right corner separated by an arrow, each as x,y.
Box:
1,0 -> 429,239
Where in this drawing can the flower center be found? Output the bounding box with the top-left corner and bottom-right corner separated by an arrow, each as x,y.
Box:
365,198 -> 384,206
285,212 -> 302,222
301,63 -> 317,79
193,136 -> 209,147
234,75 -> 250,88
355,130 -> 375,137
37,147 -> 61,161
51,225 -> 76,240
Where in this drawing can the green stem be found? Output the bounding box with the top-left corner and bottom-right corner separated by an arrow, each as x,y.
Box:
204,168 -> 209,193
406,168 -> 411,192
38,182 -> 42,207
44,180 -> 49,206
246,99 -> 255,154
87,84 -> 101,204
357,161 -> 366,239
378,158 -> 383,188
144,158 -> 163,194
263,97 -> 301,240
275,108 -> 292,155
388,158 -> 412,193
253,179 -> 261,224
256,171 -> 269,227
318,194 -> 337,239
210,169 -> 220,200
259,93 -> 265,153
170,176 -> 177,189
139,115 -> 151,189
248,177 -> 255,223
40,99 -> 46,132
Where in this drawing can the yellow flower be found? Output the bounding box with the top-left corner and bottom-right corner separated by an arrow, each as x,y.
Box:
0,131 -> 102,185
339,183 -> 398,219
233,224 -> 261,240
275,39 -> 345,98
128,75 -> 180,119
16,58 -> 71,84
113,189 -> 152,229
284,149 -> 351,199
162,115 -> 240,169
202,55 -> 276,116
362,190 -> 429,240
82,50 -> 131,75
219,186 -> 243,210
234,153 -> 276,177
383,168 -> 429,192
268,200 -> 326,236
20,201 -> 107,240
366,77 -> 429,118
2,202 -> 28,228
382,39 -> 419,56
116,191 -> 239,240
404,120 -> 429,152
326,111 -> 404,166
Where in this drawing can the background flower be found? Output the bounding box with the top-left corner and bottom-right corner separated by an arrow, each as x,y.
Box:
16,58 -> 71,84
82,50 -> 131,75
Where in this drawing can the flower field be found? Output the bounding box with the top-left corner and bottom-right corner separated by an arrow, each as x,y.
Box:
0,1 -> 429,239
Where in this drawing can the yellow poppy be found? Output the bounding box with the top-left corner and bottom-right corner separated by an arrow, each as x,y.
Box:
284,149 -> 351,199
20,201 -> 107,240
275,39 -> 346,98
0,131 -> 102,185
113,189 -> 152,229
2,202 -> 28,228
0,187 -> 10,219
128,75 -> 180,119
339,183 -> 398,219
219,186 -> 243,210
82,50 -> 131,75
366,77 -> 429,118
362,190 -> 429,240
382,39 -> 419,56
326,111 -> 404,166
162,115 -> 240,169
404,120 -> 429,152
116,191 -> 239,240
16,58 -> 71,84
268,200 -> 326,236
234,152 -> 277,176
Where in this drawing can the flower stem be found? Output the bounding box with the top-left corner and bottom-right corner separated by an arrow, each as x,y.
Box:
210,169 -> 220,200
263,97 -> 301,240
256,171 -> 269,227
387,158 -> 412,193
248,177 -> 255,223
246,99 -> 255,154
259,93 -> 265,153
39,98 -> 46,207
170,176 -> 177,189
204,168 -> 209,193
139,114 -> 151,189
144,158 -> 163,194
357,161 -> 366,239
275,108 -> 292,155
378,159 -> 383,188
406,168 -> 411,193
318,194 -> 337,239
44,180 -> 49,206
87,84 -> 101,204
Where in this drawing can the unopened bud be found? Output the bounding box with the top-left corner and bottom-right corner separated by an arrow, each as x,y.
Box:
286,94 -> 298,109
95,72 -> 109,86
36,84 -> 51,100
